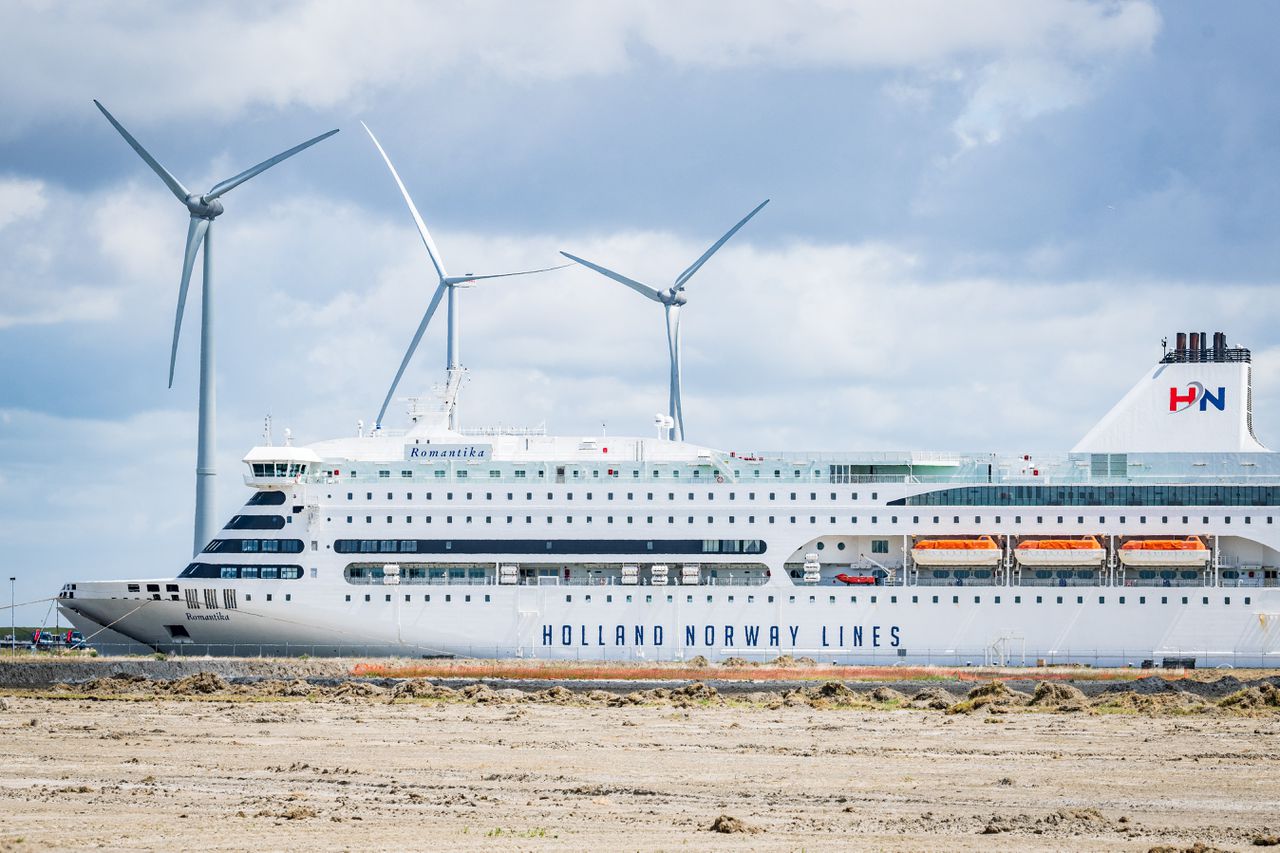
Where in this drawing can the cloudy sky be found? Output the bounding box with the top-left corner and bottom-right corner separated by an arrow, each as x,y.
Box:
1,1 -> 1278,620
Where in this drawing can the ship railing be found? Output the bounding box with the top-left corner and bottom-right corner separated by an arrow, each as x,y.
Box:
297,469 -> 1280,485
911,576 -> 1001,587
1117,578 -> 1211,588
1013,577 -> 1104,588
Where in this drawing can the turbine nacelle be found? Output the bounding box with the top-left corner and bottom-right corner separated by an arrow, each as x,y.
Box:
186,195 -> 224,219
662,289 -> 688,306
442,275 -> 480,288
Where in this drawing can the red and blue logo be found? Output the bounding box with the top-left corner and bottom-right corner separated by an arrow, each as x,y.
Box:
1169,382 -> 1226,413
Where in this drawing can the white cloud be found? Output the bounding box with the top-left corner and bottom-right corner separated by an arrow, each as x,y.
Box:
0,0 -> 1158,147
952,57 -> 1092,147
0,176 -> 48,229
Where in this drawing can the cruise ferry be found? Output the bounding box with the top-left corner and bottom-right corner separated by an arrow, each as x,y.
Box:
59,331 -> 1280,665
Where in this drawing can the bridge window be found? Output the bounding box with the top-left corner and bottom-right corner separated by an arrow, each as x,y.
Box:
226,515 -> 285,530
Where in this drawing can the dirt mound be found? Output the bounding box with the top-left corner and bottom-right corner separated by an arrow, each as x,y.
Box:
1030,681 -> 1088,711
768,655 -> 816,667
78,673 -> 152,695
709,814 -> 757,834
720,657 -> 754,667
529,686 -> 575,704
330,681 -> 387,701
458,684 -> 516,704
947,681 -> 1030,715
1218,684 -> 1280,711
390,680 -> 454,700
812,681 -> 857,702
165,672 -> 229,695
869,686 -> 907,704
686,655 -> 710,667
982,807 -> 1122,836
1093,690 -> 1211,714
910,687 -> 955,710
670,682 -> 719,705
256,679 -> 314,697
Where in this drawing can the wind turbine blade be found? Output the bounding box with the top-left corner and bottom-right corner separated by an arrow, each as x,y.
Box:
93,100 -> 189,202
361,122 -> 449,282
169,217 -> 210,387
673,198 -> 769,290
558,252 -> 662,301
443,263 -> 571,285
376,282 -> 448,428
203,128 -> 340,201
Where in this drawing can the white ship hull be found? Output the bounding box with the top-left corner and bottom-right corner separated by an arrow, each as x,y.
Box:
60,575 -> 1280,667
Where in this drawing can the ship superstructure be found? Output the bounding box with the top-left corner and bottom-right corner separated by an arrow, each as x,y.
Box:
59,331 -> 1280,665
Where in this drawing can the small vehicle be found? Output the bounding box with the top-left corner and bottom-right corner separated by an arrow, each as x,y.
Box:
64,630 -> 85,648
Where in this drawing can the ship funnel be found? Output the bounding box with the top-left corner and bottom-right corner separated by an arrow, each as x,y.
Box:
1073,330 -> 1266,453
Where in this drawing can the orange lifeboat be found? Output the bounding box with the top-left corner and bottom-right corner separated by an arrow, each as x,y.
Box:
1118,537 -> 1210,567
911,536 -> 1001,567
834,573 -> 878,586
1014,537 -> 1105,567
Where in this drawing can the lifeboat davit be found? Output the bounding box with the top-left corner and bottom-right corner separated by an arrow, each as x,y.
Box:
1014,537 -> 1105,567
1117,537 -> 1210,567
911,536 -> 1001,567
834,573 -> 877,585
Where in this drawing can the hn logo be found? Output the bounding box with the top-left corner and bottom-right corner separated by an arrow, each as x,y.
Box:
1169,382 -> 1226,413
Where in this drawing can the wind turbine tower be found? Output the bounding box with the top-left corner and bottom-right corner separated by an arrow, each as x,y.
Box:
94,101 -> 338,556
561,200 -> 768,441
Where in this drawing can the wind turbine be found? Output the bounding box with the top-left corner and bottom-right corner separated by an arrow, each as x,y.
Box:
93,100 -> 338,556
560,199 -> 768,441
361,122 -> 566,430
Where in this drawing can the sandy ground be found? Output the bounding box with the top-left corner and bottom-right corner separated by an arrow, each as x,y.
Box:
1,688 -> 1278,851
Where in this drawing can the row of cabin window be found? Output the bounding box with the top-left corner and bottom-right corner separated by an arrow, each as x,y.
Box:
341,591 -> 1255,607
897,485 -> 1280,507
330,513 -> 1274,526
333,539 -> 764,555
202,539 -> 305,554
336,490 -> 877,503
179,563 -> 304,579
358,468 -> 820,480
